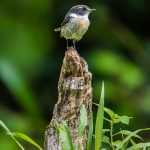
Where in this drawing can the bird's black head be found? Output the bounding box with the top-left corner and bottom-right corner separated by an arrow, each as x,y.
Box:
69,5 -> 95,16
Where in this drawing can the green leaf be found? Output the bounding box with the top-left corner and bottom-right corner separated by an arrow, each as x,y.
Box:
63,122 -> 74,150
0,120 -> 25,150
113,114 -> 132,124
57,125 -> 70,150
102,135 -> 110,145
102,129 -> 110,134
112,140 -> 122,147
57,122 -> 74,150
86,113 -> 93,150
95,81 -> 104,150
104,108 -> 114,119
119,116 -> 132,125
104,108 -> 132,124
78,105 -> 87,138
129,138 -> 140,150
130,138 -> 136,145
112,114 -> 121,123
124,141 -> 130,149
116,128 -> 150,150
113,130 -> 143,140
8,132 -> 43,150
104,117 -> 111,123
126,142 -> 150,150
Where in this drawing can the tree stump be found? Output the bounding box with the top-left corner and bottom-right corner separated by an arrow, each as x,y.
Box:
44,47 -> 92,150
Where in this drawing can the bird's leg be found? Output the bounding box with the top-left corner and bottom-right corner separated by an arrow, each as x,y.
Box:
73,40 -> 76,50
66,40 -> 69,50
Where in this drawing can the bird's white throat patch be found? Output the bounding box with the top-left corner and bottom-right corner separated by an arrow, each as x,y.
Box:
70,13 -> 89,19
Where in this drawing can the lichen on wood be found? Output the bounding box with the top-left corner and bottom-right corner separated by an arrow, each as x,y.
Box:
44,47 -> 92,150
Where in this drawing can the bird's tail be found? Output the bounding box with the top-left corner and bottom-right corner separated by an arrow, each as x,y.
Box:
54,27 -> 61,32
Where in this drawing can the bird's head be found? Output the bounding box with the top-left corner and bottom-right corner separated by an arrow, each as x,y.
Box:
69,5 -> 95,18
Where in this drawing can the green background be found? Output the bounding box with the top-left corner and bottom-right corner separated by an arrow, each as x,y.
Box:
0,0 -> 150,149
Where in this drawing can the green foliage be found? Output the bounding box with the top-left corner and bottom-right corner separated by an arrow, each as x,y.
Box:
56,105 -> 89,150
0,120 -> 43,150
113,130 -> 143,140
0,120 -> 24,150
104,107 -> 132,125
78,105 -> 87,139
1,82 -> 150,150
56,82 -> 150,150
7,132 -> 43,150
86,113 -> 93,150
93,83 -> 150,150
57,121 -> 74,150
115,128 -> 150,150
95,81 -> 104,150
126,142 -> 150,150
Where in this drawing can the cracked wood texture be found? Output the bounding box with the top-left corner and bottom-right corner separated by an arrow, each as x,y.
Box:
44,47 -> 92,150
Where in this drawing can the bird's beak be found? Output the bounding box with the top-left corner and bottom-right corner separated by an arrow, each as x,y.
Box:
90,9 -> 96,12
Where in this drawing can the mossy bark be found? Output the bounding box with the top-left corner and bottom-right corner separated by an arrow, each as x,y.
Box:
44,47 -> 92,150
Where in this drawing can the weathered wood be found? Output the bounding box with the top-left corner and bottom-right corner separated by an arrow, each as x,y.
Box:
44,47 -> 92,150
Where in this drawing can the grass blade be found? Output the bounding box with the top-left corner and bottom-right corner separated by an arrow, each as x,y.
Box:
8,132 -> 43,150
95,81 -> 104,150
126,142 -> 150,150
57,121 -> 74,150
63,121 -> 74,150
86,113 -> 93,150
0,120 -> 25,150
78,105 -> 87,138
129,138 -> 140,150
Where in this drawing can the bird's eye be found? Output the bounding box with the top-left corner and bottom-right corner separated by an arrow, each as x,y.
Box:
81,7 -> 86,12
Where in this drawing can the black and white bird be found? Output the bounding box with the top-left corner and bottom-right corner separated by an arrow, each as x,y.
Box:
54,5 -> 95,49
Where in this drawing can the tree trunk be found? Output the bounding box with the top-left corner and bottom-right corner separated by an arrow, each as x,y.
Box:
44,47 -> 92,150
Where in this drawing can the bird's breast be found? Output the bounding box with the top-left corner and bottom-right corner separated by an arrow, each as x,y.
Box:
77,18 -> 90,29
60,17 -> 90,41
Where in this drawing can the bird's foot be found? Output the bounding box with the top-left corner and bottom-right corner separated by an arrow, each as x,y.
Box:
73,41 -> 77,50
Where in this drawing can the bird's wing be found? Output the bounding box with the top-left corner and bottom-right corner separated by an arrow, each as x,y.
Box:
54,16 -> 73,32
61,16 -> 74,27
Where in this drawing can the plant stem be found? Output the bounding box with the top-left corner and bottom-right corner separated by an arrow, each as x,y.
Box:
120,129 -> 125,150
104,117 -> 111,123
110,120 -> 114,150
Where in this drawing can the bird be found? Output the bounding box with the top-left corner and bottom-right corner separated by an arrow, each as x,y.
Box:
54,5 -> 95,49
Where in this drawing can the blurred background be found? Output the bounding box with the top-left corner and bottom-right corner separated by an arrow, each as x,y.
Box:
0,0 -> 150,149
